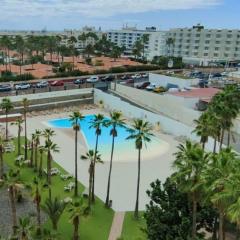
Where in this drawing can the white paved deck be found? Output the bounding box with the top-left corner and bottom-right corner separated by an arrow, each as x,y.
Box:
9,108 -> 179,211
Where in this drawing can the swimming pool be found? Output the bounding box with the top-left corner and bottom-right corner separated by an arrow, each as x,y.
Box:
47,115 -> 169,162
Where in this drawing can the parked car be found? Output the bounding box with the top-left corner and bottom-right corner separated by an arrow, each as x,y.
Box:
36,80 -> 49,88
101,75 -> 114,82
120,75 -> 129,80
141,73 -> 148,78
136,82 -> 150,89
86,76 -> 99,83
0,84 -> 12,92
50,80 -> 64,87
153,86 -> 166,93
15,83 -> 31,90
74,79 -> 85,84
125,79 -> 134,84
132,74 -> 142,79
146,84 -> 156,91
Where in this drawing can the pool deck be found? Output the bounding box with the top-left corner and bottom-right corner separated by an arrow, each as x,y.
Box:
9,106 -> 180,211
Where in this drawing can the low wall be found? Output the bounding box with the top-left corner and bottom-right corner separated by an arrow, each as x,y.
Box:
94,89 -> 216,152
111,83 -> 200,127
149,73 -> 199,88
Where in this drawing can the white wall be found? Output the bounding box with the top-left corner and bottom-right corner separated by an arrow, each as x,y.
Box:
149,73 -> 199,89
111,83 -> 201,127
94,89 -> 216,152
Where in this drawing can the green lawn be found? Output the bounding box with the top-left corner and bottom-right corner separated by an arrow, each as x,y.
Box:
4,138 -> 114,240
121,212 -> 147,240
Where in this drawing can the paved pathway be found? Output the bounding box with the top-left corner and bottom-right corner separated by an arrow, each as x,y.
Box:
108,212 -> 125,240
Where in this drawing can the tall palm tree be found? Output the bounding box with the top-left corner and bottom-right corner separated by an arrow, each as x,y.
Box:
126,119 -> 153,219
201,148 -> 238,240
4,169 -> 23,235
68,200 -> 86,240
43,197 -> 66,231
11,117 -> 23,155
15,35 -> 26,75
22,98 -> 29,160
89,114 -> 105,202
105,111 -> 125,207
38,145 -> 45,177
81,150 -> 103,208
0,135 -> 4,179
1,98 -> 14,141
43,128 -> 55,142
173,140 -> 211,239
33,177 -> 42,235
33,130 -> 42,171
44,139 -> 59,199
69,111 -> 84,197
16,216 -> 33,240
30,134 -> 34,168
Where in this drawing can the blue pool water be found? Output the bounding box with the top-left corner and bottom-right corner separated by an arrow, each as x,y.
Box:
48,115 -> 163,162
48,115 -> 132,149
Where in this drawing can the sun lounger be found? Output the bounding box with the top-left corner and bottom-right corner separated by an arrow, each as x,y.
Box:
60,174 -> 73,180
64,182 -> 75,192
82,188 -> 89,198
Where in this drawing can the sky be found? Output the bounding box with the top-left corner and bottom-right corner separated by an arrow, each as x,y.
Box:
0,0 -> 239,31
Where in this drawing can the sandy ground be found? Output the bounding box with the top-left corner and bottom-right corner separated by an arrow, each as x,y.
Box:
9,107 -> 180,211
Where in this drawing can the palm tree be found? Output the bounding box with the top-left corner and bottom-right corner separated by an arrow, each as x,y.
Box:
126,119 -> 153,219
30,134 -> 34,168
4,169 -> 23,235
105,111 -> 125,207
11,117 -> 23,155
22,98 -> 29,160
43,128 -> 55,142
33,177 -> 42,235
193,112 -> 210,150
44,139 -> 59,199
15,35 -> 26,75
38,145 -> 45,177
1,98 -> 14,141
69,111 -> 84,197
16,217 -> 33,240
81,150 -> 103,208
33,130 -> 41,171
201,148 -> 238,240
43,197 -> 66,231
68,199 -> 86,240
89,114 -> 105,202
173,140 -> 211,239
0,135 -> 4,179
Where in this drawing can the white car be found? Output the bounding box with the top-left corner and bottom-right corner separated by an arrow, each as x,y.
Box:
15,83 -> 31,90
146,84 -> 156,91
141,73 -> 148,78
86,76 -> 99,83
132,74 -> 142,79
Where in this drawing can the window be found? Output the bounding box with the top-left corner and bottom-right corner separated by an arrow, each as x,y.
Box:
205,40 -> 210,44
227,34 -> 232,38
215,47 -> 219,51
194,46 -> 199,49
216,34 -> 221,38
196,34 -> 200,37
214,53 -> 218,57
205,47 -> 209,50
216,41 -> 220,44
204,53 -> 208,56
206,34 -> 211,38
195,40 -> 200,43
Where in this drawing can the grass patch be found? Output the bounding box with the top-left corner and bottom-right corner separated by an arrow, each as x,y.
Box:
121,212 -> 146,240
3,138 -> 114,240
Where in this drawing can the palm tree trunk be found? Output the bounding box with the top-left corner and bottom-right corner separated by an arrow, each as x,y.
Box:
0,145 -> 3,179
24,112 -> 28,160
74,128 -> 78,197
220,129 -> 224,150
219,210 -> 224,240
213,138 -> 217,153
105,135 -> 115,207
47,151 -> 51,185
5,111 -> 8,141
9,185 -> 17,235
192,194 -> 197,239
73,217 -> 79,240
30,141 -> 34,168
134,148 -> 141,219
17,126 -> 21,156
202,141 -> 205,151
34,144 -> 38,171
39,152 -> 43,177
227,130 -> 231,147
92,134 -> 99,202
36,187 -> 41,235
88,166 -> 93,208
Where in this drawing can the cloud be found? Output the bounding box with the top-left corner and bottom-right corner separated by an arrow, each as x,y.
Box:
0,0 -> 222,18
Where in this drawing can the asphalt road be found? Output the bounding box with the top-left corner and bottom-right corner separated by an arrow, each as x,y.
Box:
0,77 -> 148,97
